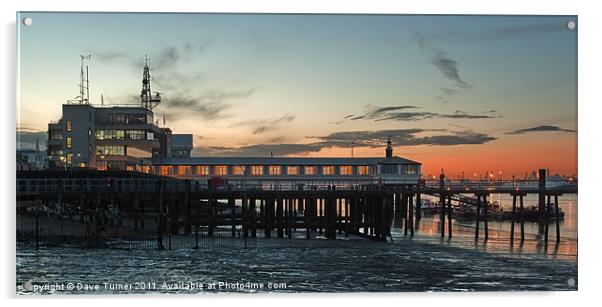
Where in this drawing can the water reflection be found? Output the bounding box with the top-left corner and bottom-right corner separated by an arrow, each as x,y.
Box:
396,194 -> 577,261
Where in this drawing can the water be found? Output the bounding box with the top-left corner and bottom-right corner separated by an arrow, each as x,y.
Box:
16,194 -> 578,294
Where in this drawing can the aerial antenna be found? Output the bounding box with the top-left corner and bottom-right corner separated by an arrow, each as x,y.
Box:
68,54 -> 91,104
140,55 -> 162,110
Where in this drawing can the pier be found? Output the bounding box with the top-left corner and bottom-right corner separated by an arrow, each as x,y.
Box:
16,168 -> 577,249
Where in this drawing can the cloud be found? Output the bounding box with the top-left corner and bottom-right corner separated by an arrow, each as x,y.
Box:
233,113 -> 296,135
190,128 -> 497,157
413,22 -> 569,47
338,105 -> 499,123
160,88 -> 257,121
192,143 -> 321,157
505,125 -> 576,135
314,129 -> 496,148
435,87 -> 460,103
429,49 -> 472,90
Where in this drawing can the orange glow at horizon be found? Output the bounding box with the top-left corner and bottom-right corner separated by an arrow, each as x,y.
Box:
284,133 -> 577,179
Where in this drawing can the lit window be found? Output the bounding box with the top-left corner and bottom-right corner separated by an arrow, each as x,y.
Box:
196,165 -> 209,176
177,165 -> 190,176
66,120 -> 72,132
214,165 -> 228,176
232,165 -> 245,176
251,165 -> 263,176
66,153 -> 73,165
322,166 -> 334,175
358,166 -> 371,176
304,166 -> 316,175
268,165 -> 281,175
340,166 -> 353,175
79,162 -> 86,168
287,166 -> 298,175
160,166 -> 172,175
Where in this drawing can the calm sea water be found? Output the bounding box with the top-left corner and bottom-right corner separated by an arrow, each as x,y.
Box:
16,194 -> 577,294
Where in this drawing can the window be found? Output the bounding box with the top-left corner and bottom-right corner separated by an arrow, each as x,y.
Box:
66,120 -> 72,132
96,130 -> 125,140
49,130 -> 63,140
269,165 -> 281,175
126,147 -> 152,158
287,166 -> 298,175
125,130 -> 146,140
66,153 -> 73,165
401,164 -> 418,175
251,165 -> 263,176
160,166 -> 172,175
196,165 -> 209,176
358,165 -> 371,176
108,113 -> 147,125
177,166 -> 190,176
322,166 -> 334,175
304,166 -> 316,175
381,164 -> 398,174
66,137 -> 72,148
96,145 -> 125,156
340,166 -> 353,175
214,165 -> 228,176
232,165 -> 245,176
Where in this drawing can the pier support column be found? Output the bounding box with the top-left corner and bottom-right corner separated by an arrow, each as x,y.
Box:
276,198 -> 284,238
554,194 -> 561,244
520,195 -> 525,244
408,194 -> 414,237
510,194 -> 517,243
416,183 -> 422,221
229,198 -> 236,237
475,194 -> 481,241
447,194 -> 452,239
483,194 -> 489,241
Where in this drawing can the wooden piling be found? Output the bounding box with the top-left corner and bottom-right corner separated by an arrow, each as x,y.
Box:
447,195 -> 452,239
544,194 -> 550,245
510,194 -> 517,242
483,194 -> 489,241
554,194 -> 561,244
520,195 -> 525,243
229,198 -> 236,237
276,198 -> 284,238
475,195 -> 481,241
408,194 -> 414,237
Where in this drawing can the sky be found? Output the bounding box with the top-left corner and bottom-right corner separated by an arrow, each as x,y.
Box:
16,13 -> 577,178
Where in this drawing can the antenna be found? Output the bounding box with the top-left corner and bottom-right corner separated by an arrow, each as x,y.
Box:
140,55 -> 161,110
68,54 -> 91,104
101,94 -> 104,106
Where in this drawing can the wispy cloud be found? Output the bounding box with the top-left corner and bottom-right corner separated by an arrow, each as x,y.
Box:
429,49 -> 472,90
250,113 -> 296,135
338,105 -> 499,123
190,128 -> 497,157
413,22 -> 568,46
314,129 -> 496,148
162,88 -> 258,121
505,125 -> 576,135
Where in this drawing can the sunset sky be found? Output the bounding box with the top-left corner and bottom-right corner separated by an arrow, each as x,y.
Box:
16,13 -> 577,178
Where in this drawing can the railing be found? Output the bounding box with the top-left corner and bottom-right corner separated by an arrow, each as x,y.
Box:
423,179 -> 577,191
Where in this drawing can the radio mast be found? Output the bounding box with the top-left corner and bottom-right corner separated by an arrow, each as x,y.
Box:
140,55 -> 161,110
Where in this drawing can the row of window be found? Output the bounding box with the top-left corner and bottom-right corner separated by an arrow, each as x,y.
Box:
95,145 -> 152,158
95,129 -> 152,140
158,165 -> 374,177
108,113 -> 150,125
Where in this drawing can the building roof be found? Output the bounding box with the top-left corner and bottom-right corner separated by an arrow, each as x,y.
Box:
153,156 -> 421,166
